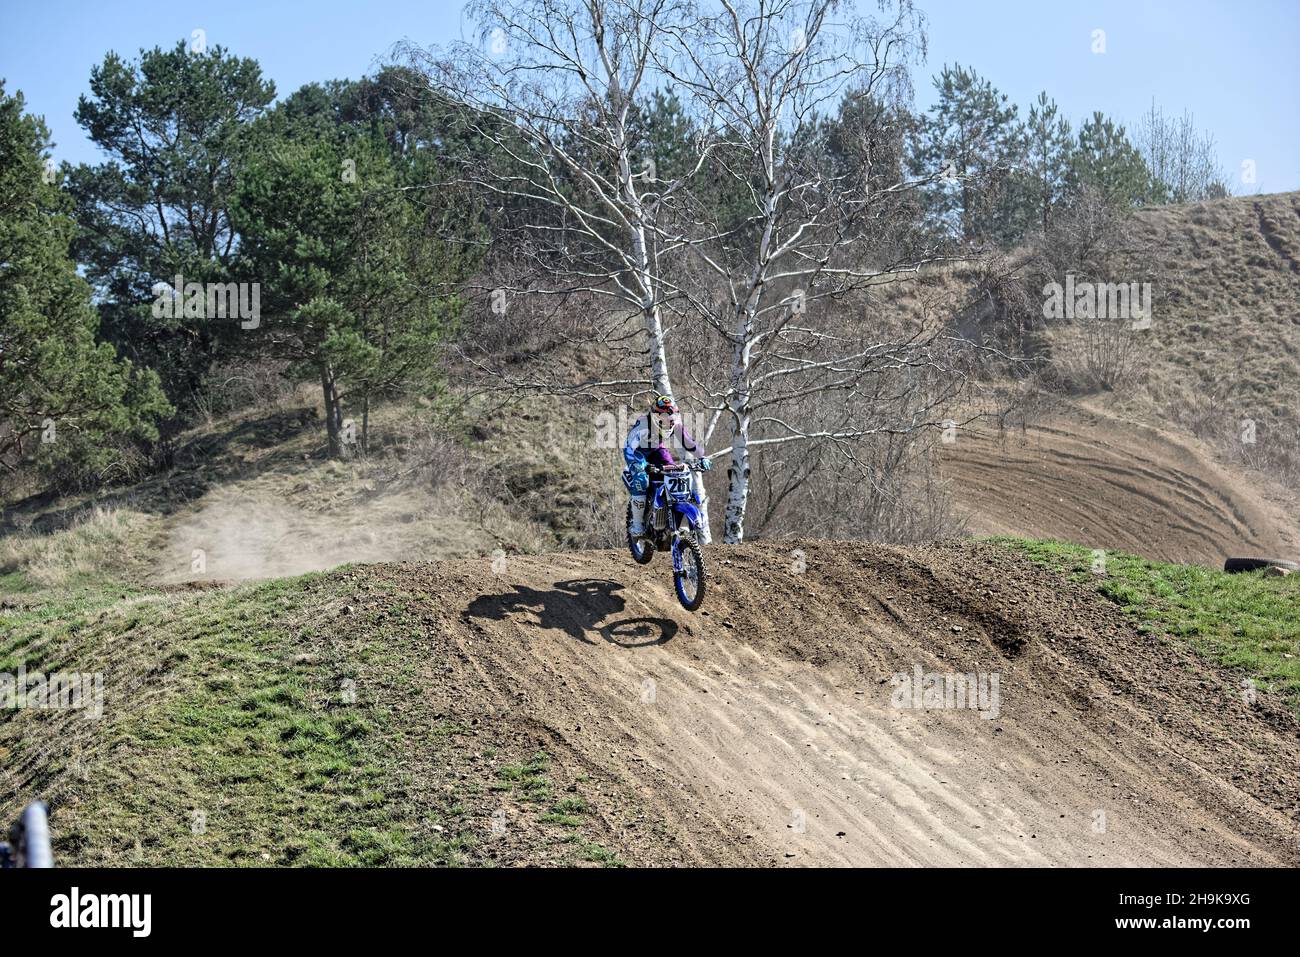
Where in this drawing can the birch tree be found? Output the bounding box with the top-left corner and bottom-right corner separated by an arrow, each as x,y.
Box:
400,0 -> 707,397
1135,101 -> 1228,204
657,0 -> 960,543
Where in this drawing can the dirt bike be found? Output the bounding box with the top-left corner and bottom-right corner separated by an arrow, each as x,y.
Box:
624,461 -> 708,611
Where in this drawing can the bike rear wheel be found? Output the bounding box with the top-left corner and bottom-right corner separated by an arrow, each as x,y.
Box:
674,536 -> 706,611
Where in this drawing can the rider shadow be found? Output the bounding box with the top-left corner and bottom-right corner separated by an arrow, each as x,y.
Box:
465,579 -> 678,648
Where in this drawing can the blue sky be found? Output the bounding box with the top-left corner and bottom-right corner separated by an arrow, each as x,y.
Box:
3,0 -> 1298,193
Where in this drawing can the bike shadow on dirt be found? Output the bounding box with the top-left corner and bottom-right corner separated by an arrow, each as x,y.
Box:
465,578 -> 678,648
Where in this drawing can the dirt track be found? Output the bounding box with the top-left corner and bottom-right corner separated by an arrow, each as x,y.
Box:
940,400 -> 1299,566
363,540 -> 1299,866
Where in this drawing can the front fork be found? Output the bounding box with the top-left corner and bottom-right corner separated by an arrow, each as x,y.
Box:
669,515 -> 694,575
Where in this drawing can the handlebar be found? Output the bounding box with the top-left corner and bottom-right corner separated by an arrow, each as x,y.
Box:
645,462 -> 706,477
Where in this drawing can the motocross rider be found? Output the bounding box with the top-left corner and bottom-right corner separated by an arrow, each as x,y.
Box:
622,394 -> 712,536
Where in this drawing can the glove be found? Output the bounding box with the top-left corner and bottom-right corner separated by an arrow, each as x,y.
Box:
698,457 -> 713,471
623,465 -> 650,494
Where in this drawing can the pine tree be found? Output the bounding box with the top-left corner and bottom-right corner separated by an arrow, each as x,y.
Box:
230,127 -> 471,457
1020,92 -> 1074,234
1068,112 -> 1155,208
911,64 -> 1022,241
0,83 -> 169,480
67,41 -> 276,405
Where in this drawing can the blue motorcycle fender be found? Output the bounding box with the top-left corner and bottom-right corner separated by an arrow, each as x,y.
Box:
673,501 -> 702,527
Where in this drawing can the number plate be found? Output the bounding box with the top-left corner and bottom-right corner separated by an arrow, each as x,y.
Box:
665,472 -> 692,498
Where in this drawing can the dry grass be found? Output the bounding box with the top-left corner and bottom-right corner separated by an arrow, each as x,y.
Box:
1122,192 -> 1300,484
3,387 -> 624,589
1123,195 -> 1294,408
0,506 -> 155,591
997,191 -> 1300,490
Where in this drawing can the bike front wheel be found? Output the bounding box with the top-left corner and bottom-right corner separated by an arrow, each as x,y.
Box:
673,536 -> 706,611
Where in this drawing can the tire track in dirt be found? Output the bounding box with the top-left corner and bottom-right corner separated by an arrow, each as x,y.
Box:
940,401 -> 1298,565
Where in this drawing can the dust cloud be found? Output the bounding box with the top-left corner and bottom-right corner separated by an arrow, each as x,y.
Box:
155,485 -> 487,582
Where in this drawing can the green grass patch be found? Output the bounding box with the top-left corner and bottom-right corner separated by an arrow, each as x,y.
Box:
0,573 -> 459,866
539,796 -> 591,828
493,752 -> 552,804
988,538 -> 1300,710
561,835 -> 625,868
2,571 -> 623,867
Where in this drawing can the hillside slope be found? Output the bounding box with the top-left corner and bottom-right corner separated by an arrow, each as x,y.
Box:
4,540 -> 1296,866
1131,190 -> 1300,427
940,191 -> 1300,565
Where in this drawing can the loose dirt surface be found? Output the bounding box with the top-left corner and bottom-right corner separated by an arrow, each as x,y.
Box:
940,399 -> 1299,566
359,539 -> 1299,866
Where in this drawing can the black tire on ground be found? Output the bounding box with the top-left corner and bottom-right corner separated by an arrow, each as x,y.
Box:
627,501 -> 654,565
1223,556 -> 1299,574
674,538 -> 707,612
